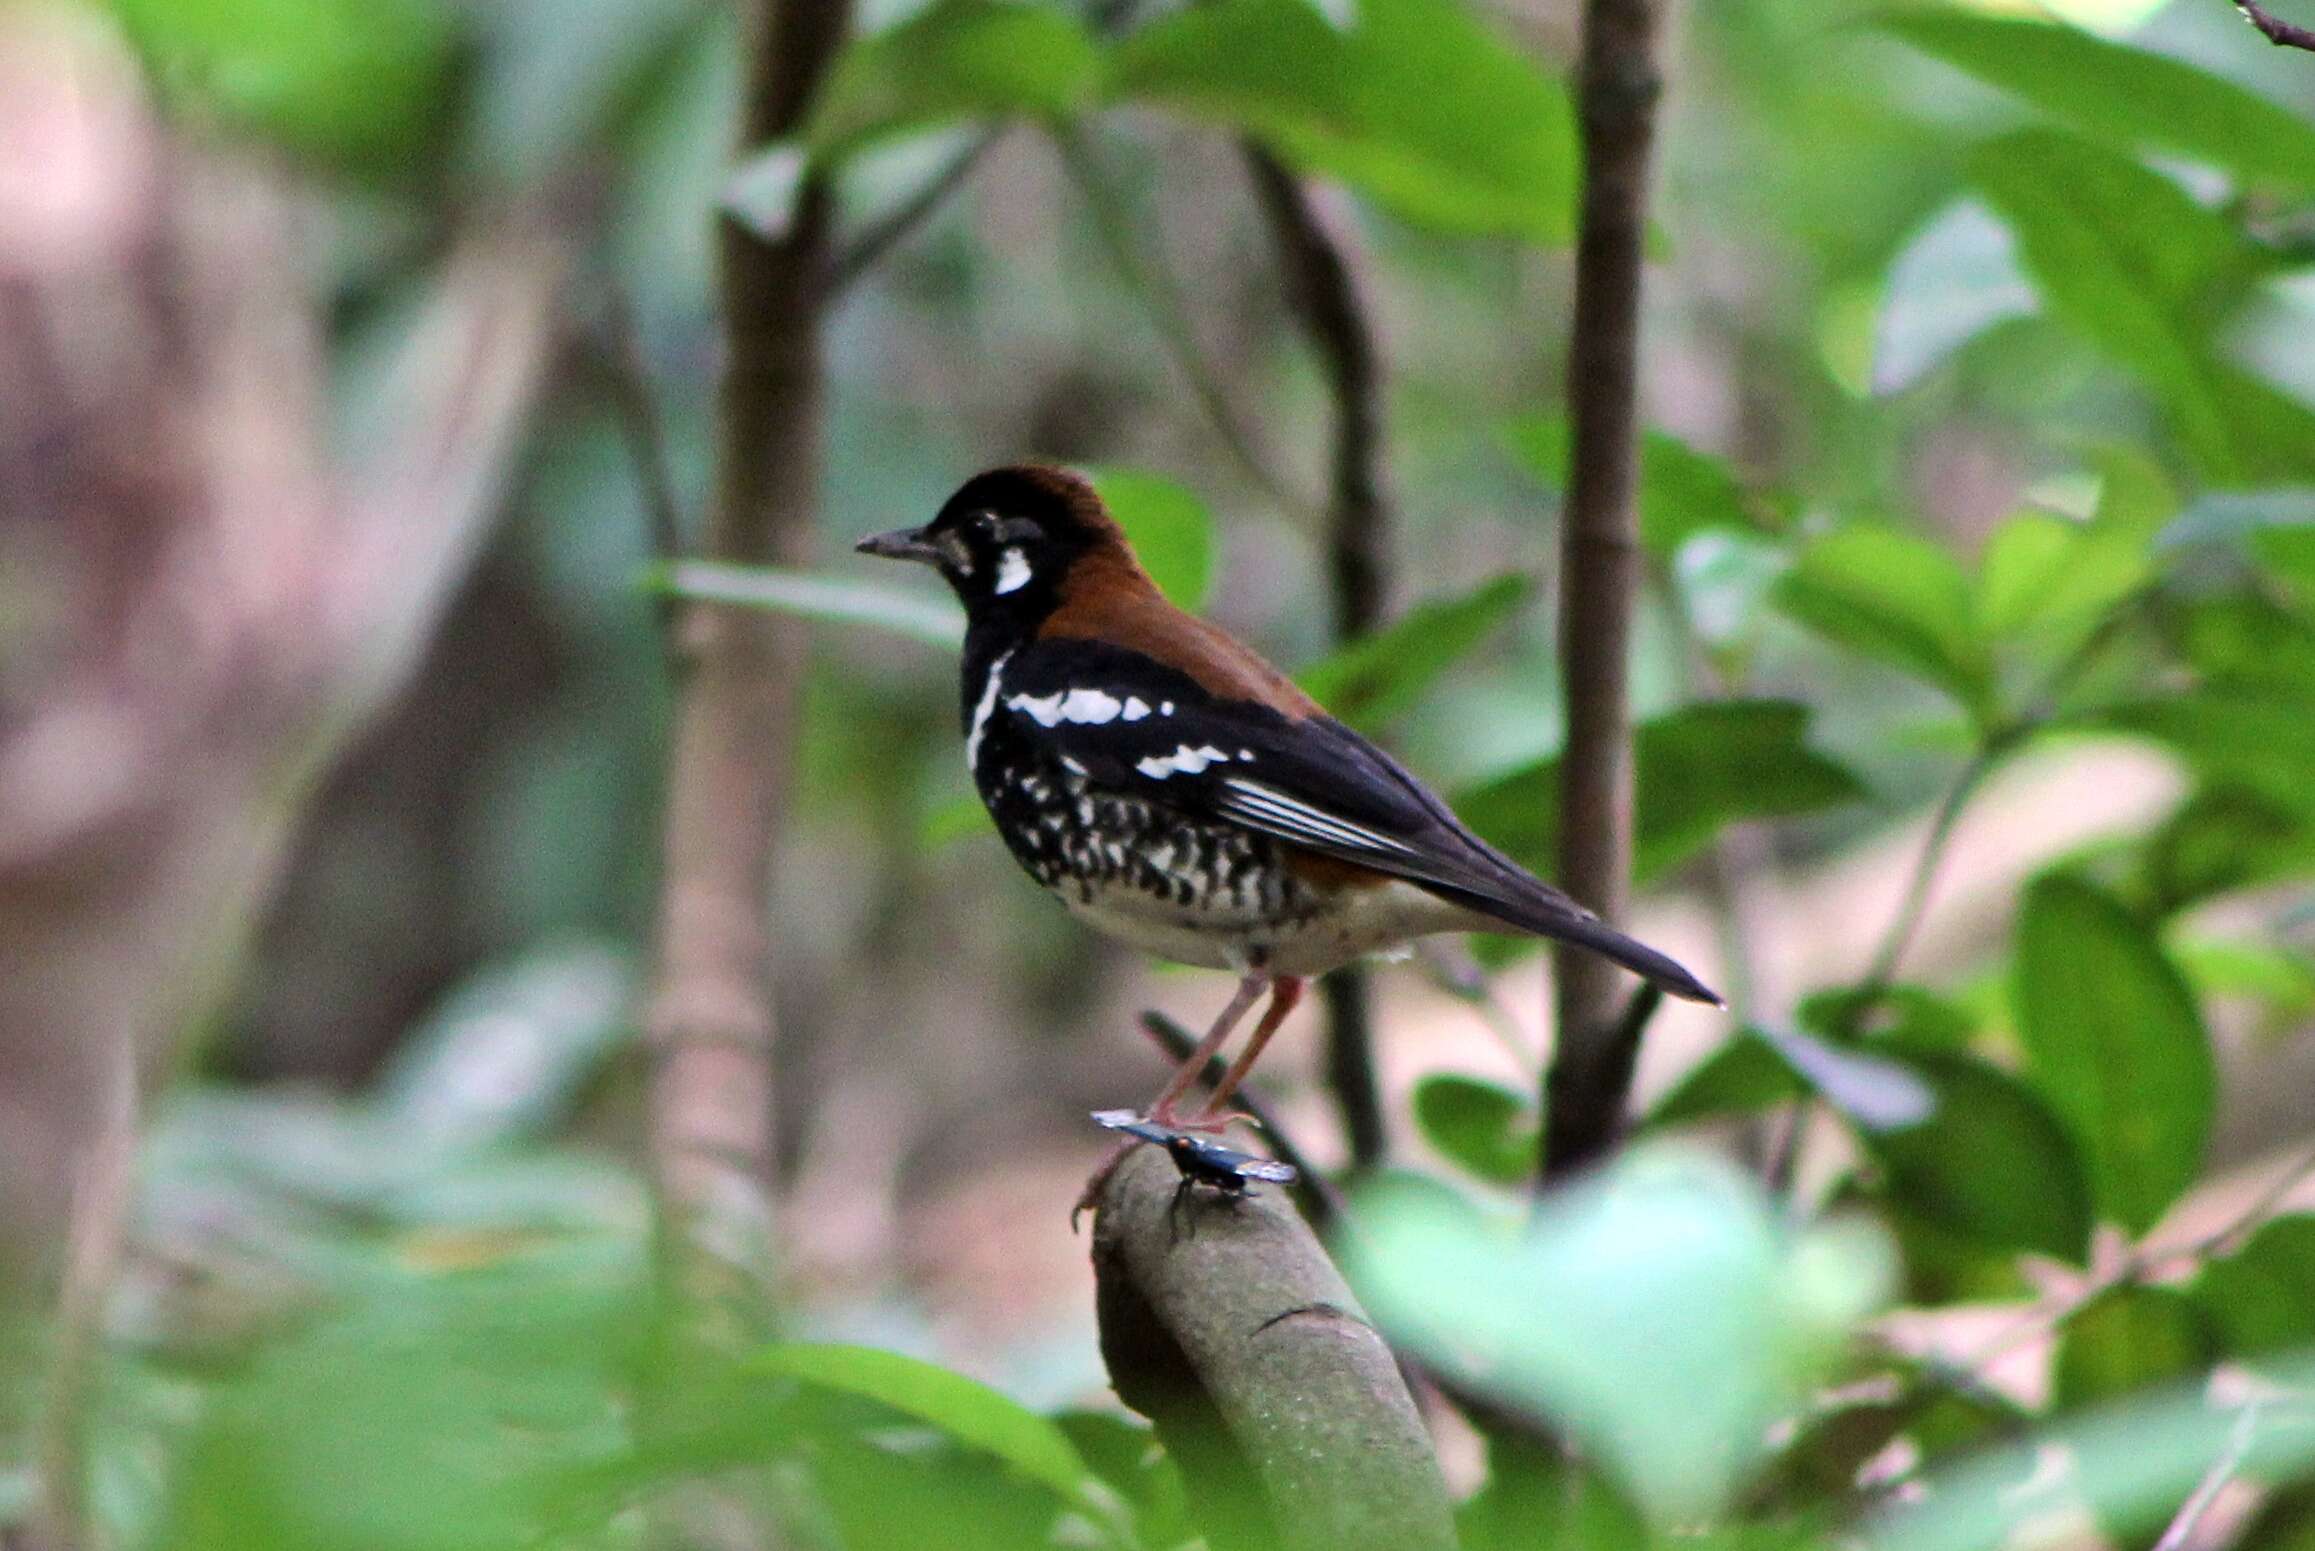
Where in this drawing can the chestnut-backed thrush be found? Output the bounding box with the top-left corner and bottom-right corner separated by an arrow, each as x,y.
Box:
860,466 -> 1719,1155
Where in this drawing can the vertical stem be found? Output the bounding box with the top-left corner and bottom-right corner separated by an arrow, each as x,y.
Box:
643,0 -> 850,1360
1245,149 -> 1392,1171
1542,0 -> 1667,1186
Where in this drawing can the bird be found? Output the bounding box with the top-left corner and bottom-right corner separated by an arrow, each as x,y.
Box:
857,465 -> 1720,1168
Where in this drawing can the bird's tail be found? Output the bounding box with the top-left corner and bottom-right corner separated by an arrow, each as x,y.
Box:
1432,880 -> 1723,1006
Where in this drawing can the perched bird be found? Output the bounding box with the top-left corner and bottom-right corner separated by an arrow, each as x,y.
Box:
859,465 -> 1719,1151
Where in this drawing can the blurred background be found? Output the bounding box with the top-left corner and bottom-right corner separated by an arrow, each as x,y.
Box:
5,0 -> 2315,1544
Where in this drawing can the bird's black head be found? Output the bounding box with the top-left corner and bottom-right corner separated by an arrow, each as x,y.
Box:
856,464 -> 1130,622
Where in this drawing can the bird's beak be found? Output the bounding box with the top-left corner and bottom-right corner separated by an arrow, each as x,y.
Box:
855,525 -> 943,566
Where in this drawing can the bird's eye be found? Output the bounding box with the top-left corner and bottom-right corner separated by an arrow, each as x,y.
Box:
992,514 -> 1044,544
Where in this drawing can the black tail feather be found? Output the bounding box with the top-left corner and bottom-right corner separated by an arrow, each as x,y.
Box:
1433,881 -> 1723,1006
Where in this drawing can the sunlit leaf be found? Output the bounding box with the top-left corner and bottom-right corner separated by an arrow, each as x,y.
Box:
1298,574 -> 1531,730
1456,700 -> 1866,885
2014,874 -> 2214,1234
1347,1148 -> 1894,1524
1975,509 -> 2146,643
1411,1073 -> 1536,1184
1111,0 -> 1577,241
1878,12 -> 2315,193
749,1343 -> 1093,1504
1083,465 -> 1213,609
1774,525 -> 1991,720
659,560 -> 964,646
806,0 -> 1100,161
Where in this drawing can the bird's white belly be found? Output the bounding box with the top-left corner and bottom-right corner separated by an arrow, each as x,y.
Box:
1062,872 -> 1481,977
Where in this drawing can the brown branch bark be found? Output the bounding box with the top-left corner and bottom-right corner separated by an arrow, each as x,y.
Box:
1244,149 -> 1393,1172
0,18 -> 566,1544
1091,1146 -> 1458,1551
2233,0 -> 2315,49
642,0 -> 851,1361
1542,0 -> 1669,1188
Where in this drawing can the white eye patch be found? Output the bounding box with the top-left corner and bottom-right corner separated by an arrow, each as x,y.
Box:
993,547 -> 1032,595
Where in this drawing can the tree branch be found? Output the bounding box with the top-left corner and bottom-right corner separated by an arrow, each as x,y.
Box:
1055,128 -> 1309,517
2233,0 -> 2315,49
827,129 -> 1001,298
642,0 -> 851,1365
1091,1146 -> 1458,1551
1243,148 -> 1394,1173
1541,0 -> 1670,1188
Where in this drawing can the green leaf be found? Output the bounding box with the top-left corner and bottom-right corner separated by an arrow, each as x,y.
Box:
1877,12 -> 2315,193
805,0 -> 1100,161
1457,699 -> 1865,885
1797,984 -> 1975,1051
1412,1073 -> 1537,1184
920,792 -> 995,848
2013,875 -> 2214,1235
1110,0 -> 1577,241
749,1343 -> 1092,1503
1646,1035 -> 1807,1127
1967,130 -> 2294,483
1975,510 -> 2147,643
1346,1148 -> 1894,1525
110,0 -> 455,170
661,560 -> 964,646
1647,1027 -> 1931,1133
2053,1285 -> 2215,1410
1774,525 -> 1991,719
1504,416 -> 1760,558
1082,466 -> 1214,610
1867,1049 -> 2094,1264
2189,1215 -> 2315,1363
2090,688 -> 2315,811
2136,784 -> 2314,915
1297,575 -> 1531,730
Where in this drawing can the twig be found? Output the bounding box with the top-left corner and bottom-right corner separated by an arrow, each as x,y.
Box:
1244,146 -> 1395,1172
1937,1144 -> 2315,1386
1540,0 -> 1670,1190
642,0 -> 849,1369
1091,1146 -> 1459,1551
2154,1403 -> 2262,1551
1053,128 -> 1310,518
2233,0 -> 2315,49
583,275 -> 688,614
827,129 -> 1002,298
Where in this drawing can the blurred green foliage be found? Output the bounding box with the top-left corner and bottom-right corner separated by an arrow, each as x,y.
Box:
33,0 -> 2315,1545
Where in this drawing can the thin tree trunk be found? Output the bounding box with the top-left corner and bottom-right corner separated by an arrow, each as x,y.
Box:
643,0 -> 851,1360
1542,0 -> 1668,1184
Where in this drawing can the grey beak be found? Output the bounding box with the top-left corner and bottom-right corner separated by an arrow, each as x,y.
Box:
856,526 -> 942,565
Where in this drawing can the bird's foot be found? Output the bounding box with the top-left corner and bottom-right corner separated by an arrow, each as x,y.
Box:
1072,1138 -> 1134,1231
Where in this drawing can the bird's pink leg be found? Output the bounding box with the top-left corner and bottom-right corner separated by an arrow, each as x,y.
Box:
1142,972 -> 1267,1127
1194,975 -> 1305,1121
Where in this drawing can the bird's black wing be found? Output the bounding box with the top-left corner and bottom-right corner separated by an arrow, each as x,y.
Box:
984,639 -> 1720,1004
